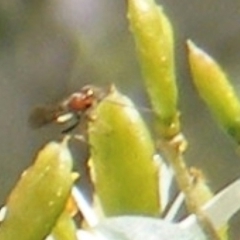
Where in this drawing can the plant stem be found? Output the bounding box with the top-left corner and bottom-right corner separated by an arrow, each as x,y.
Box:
159,134 -> 221,240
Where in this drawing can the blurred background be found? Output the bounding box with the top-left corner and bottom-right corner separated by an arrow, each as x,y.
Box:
0,0 -> 240,238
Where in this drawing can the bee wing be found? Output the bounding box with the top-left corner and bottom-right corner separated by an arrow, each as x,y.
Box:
28,105 -> 58,128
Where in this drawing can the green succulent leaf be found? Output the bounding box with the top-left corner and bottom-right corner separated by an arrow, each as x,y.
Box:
0,140 -> 74,240
88,87 -> 160,216
128,0 -> 179,138
51,211 -> 77,240
188,40 -> 240,143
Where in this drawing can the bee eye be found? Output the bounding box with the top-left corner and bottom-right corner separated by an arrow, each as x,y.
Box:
67,94 -> 89,111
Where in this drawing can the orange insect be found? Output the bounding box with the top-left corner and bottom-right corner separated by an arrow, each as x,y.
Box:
29,85 -> 106,133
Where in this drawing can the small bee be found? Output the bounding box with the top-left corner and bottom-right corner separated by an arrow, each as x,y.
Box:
29,85 -> 107,133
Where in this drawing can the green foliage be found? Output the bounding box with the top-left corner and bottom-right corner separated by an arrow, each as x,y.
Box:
0,0 -> 239,239
128,0 -> 179,138
88,87 -> 159,216
188,40 -> 240,143
0,140 -> 74,240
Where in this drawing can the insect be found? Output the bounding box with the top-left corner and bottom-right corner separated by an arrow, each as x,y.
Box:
29,85 -> 107,133
29,84 -> 154,134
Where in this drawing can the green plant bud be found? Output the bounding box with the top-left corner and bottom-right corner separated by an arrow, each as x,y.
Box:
128,0 -> 179,138
88,87 -> 160,216
0,140 -> 74,240
51,211 -> 77,240
187,40 -> 240,142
